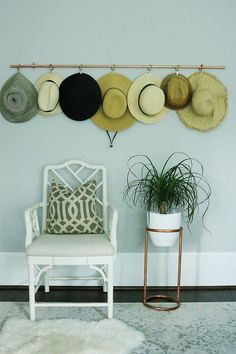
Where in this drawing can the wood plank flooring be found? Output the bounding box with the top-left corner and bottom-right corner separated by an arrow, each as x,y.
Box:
0,286 -> 236,302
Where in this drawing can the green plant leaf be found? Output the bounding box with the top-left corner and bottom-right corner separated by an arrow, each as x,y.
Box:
123,153 -> 211,230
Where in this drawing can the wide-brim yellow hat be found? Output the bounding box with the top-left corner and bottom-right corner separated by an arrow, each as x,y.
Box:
177,72 -> 228,131
127,73 -> 168,124
35,72 -> 64,116
91,73 -> 135,132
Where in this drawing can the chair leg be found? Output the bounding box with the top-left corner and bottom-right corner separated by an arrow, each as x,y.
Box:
103,281 -> 108,293
107,262 -> 113,319
44,269 -> 50,293
103,265 -> 108,293
28,261 -> 36,321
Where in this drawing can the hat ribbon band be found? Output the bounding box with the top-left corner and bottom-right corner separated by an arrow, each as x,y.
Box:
42,98 -> 59,112
40,80 -> 59,112
43,104 -> 59,113
138,84 -> 158,117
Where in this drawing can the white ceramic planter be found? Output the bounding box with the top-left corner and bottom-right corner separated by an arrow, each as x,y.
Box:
147,211 -> 181,247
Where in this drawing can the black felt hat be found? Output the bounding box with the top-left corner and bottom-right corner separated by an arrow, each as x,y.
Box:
59,73 -> 102,121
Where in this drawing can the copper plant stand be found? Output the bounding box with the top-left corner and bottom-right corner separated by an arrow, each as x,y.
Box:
143,226 -> 183,311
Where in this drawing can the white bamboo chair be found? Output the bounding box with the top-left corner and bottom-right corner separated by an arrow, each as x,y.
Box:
25,160 -> 118,320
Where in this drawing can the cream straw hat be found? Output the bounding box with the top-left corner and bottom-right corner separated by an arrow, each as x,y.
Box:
177,72 -> 227,131
35,72 -> 64,116
127,73 -> 168,124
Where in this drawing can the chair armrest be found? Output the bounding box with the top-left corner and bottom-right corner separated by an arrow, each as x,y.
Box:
25,202 -> 43,248
107,203 -> 118,255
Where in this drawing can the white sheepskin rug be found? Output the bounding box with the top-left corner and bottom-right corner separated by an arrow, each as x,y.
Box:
0,317 -> 144,354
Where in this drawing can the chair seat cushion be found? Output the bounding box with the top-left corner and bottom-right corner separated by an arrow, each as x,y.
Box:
26,233 -> 115,257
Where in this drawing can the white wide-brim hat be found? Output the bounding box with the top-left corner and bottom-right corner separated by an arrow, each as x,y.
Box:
177,72 -> 228,131
35,72 -> 64,116
127,73 -> 168,124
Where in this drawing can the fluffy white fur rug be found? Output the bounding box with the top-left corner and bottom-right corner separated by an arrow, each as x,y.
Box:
0,317 -> 144,354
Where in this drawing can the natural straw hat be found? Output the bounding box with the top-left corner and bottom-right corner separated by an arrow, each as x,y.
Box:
177,71 -> 228,131
0,72 -> 38,123
35,72 -> 64,116
161,73 -> 192,110
127,73 -> 168,124
59,73 -> 102,121
91,72 -> 136,131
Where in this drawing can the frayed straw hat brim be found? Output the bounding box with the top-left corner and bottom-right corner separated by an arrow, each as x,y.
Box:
178,72 -> 227,131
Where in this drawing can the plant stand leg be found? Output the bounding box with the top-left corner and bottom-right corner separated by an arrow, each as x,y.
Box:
143,227 -> 183,311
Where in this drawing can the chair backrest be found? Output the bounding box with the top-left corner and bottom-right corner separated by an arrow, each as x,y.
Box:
42,160 -> 108,233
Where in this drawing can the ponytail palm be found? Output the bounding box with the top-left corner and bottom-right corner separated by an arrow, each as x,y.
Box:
124,153 -> 211,228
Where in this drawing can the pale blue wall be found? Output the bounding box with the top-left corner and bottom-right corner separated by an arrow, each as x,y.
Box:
0,0 -> 235,253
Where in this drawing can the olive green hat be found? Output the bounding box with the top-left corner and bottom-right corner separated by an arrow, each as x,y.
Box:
0,72 -> 38,123
177,72 -> 227,131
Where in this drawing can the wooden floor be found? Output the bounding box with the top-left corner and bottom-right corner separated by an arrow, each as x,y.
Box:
0,286 -> 236,302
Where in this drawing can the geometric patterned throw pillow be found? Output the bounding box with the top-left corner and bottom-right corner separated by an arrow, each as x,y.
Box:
45,180 -> 103,234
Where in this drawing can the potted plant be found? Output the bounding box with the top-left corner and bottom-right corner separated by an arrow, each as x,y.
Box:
123,152 -> 211,247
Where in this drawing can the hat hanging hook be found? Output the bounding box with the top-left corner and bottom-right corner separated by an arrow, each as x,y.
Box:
111,64 -> 116,72
147,65 -> 152,73
17,64 -> 21,72
199,63 -> 204,72
175,65 -> 180,75
79,65 -> 83,74
48,64 -> 54,72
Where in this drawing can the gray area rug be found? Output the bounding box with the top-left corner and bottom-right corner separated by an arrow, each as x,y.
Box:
0,302 -> 235,353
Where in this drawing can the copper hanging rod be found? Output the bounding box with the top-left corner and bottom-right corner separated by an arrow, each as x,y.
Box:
9,63 -> 226,70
